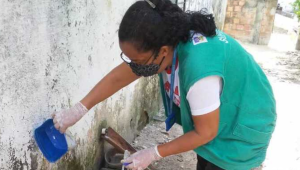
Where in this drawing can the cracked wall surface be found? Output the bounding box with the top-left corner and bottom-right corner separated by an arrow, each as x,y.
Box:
181,0 -> 228,30
0,0 -> 162,169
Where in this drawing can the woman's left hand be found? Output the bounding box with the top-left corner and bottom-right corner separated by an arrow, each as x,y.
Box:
122,146 -> 162,170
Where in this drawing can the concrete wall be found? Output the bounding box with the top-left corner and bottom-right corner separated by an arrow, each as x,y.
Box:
183,0 -> 228,30
224,0 -> 278,45
212,0 -> 228,30
0,0 -> 162,169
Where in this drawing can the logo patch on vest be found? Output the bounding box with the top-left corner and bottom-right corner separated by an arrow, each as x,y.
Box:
192,33 -> 208,45
217,31 -> 229,44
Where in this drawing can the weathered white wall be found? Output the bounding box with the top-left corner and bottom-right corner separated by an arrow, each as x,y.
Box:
183,0 -> 228,30
0,0 -> 162,169
212,0 -> 228,30
185,0 -> 214,12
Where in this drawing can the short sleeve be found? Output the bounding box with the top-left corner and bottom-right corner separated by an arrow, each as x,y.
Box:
186,76 -> 222,116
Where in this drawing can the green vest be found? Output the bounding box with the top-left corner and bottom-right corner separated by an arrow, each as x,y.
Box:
159,31 -> 276,170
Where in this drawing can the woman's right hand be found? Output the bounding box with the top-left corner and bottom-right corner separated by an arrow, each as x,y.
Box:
52,102 -> 89,133
50,63 -> 138,134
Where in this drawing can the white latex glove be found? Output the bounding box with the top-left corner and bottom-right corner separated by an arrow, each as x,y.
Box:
52,102 -> 88,133
123,146 -> 162,170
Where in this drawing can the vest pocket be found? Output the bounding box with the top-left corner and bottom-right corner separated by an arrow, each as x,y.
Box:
233,123 -> 272,144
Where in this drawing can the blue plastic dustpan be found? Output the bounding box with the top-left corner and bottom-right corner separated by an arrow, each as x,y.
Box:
34,119 -> 68,162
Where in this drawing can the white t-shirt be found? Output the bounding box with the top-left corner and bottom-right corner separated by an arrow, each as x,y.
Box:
162,60 -> 222,116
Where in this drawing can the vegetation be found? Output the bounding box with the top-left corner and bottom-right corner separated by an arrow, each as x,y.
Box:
293,0 -> 300,20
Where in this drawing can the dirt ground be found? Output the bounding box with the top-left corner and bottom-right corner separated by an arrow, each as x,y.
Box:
131,111 -> 197,170
130,14 -> 300,170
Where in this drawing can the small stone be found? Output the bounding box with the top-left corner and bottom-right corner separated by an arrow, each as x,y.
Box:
160,131 -> 169,135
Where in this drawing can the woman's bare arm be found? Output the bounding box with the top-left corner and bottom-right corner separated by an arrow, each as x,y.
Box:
158,108 -> 220,157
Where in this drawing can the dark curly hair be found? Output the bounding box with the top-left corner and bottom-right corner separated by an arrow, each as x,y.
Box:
118,0 -> 217,55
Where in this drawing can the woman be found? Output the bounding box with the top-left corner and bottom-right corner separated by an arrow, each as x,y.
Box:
53,0 -> 277,169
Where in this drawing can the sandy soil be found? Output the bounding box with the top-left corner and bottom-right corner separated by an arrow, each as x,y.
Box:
132,116 -> 197,170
